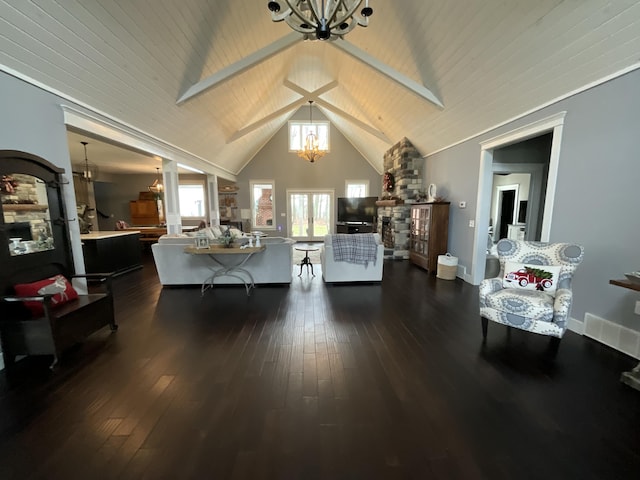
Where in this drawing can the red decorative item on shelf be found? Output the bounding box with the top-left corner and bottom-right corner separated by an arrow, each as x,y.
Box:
383,172 -> 394,192
1,175 -> 18,195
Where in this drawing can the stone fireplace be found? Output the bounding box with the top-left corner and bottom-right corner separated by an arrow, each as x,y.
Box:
380,216 -> 394,248
377,138 -> 424,259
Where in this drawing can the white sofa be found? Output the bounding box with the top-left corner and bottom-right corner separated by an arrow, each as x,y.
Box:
151,234 -> 295,286
320,233 -> 384,283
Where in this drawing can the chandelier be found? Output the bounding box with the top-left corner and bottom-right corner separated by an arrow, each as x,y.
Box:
148,167 -> 163,194
298,101 -> 325,163
78,141 -> 98,182
268,0 -> 373,41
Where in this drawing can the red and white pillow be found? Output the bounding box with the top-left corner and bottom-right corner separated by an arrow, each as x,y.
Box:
13,274 -> 78,316
502,262 -> 561,295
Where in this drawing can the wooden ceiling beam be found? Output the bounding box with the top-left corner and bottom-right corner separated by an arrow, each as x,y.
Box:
315,100 -> 391,143
176,32 -> 301,105
330,39 -> 444,109
227,99 -> 306,143
282,79 -> 339,99
284,80 -> 390,142
228,81 -> 339,142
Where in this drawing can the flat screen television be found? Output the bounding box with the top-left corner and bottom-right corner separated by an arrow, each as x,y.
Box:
337,196 -> 378,224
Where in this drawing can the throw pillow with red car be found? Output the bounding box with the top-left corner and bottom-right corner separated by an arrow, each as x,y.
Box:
502,262 -> 561,295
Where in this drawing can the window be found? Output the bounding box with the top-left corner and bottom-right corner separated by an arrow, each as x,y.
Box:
250,180 -> 275,230
289,121 -> 330,152
178,182 -> 206,218
345,180 -> 369,197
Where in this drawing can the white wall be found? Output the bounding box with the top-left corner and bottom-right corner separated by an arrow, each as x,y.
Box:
426,68 -> 640,332
489,173 -> 530,233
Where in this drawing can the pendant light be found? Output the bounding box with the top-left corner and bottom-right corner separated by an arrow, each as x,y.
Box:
148,167 -> 163,194
298,101 -> 325,163
79,141 -> 98,182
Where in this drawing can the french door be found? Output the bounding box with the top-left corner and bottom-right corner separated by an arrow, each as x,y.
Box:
287,189 -> 334,241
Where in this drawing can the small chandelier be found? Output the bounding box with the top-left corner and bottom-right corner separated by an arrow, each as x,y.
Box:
298,101 -> 325,163
268,0 -> 373,41
148,167 -> 163,194
80,141 -> 98,182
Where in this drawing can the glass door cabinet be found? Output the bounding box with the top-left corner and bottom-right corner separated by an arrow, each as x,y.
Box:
0,150 -> 73,290
409,202 -> 450,273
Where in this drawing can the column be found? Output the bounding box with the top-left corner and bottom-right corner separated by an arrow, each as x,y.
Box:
207,174 -> 220,226
162,159 -> 181,234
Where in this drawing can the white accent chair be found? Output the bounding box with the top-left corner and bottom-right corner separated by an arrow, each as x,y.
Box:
320,233 -> 384,283
479,239 -> 584,355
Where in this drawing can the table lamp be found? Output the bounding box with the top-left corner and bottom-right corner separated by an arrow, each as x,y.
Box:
240,209 -> 251,232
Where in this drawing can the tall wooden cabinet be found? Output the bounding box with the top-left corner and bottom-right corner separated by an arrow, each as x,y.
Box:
129,199 -> 160,225
409,202 -> 450,273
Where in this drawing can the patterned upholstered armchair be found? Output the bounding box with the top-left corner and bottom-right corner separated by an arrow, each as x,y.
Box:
479,239 -> 584,353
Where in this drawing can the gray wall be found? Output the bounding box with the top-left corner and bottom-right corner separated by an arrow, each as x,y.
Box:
426,68 -> 640,331
0,72 -> 86,273
235,107 -> 382,237
87,171 -> 208,230
493,134 -> 552,164
94,173 -> 161,229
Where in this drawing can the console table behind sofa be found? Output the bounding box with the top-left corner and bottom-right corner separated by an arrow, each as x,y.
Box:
152,235 -> 295,286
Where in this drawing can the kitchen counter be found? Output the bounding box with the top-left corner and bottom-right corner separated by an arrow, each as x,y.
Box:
80,230 -> 141,240
81,230 -> 142,275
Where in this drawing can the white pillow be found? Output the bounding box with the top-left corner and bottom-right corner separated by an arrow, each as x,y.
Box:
201,228 -> 216,241
210,225 -> 222,238
229,227 -> 244,238
503,261 -> 561,295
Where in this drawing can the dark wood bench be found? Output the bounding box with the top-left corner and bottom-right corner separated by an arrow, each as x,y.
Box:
0,150 -> 118,370
0,263 -> 117,369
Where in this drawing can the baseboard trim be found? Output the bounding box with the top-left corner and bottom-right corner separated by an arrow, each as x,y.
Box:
567,317 -> 584,335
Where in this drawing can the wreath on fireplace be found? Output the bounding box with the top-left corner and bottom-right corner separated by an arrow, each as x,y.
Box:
383,172 -> 394,192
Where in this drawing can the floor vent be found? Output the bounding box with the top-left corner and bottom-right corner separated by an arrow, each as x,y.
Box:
583,313 -> 640,359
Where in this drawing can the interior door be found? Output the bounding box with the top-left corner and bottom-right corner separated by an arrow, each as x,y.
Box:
498,189 -> 515,239
288,190 -> 333,241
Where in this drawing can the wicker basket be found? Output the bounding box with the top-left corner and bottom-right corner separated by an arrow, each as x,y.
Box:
436,253 -> 458,280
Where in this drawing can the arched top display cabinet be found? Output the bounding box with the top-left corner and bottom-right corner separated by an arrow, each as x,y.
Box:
0,150 -> 74,290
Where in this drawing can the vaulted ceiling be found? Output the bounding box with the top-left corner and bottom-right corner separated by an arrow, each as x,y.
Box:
2,1 -> 639,177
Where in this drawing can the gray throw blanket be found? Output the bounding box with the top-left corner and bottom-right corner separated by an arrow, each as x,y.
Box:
331,233 -> 378,266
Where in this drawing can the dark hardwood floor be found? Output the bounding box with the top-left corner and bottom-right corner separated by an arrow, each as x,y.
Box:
0,252 -> 639,479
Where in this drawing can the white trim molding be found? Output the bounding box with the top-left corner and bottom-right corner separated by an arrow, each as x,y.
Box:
61,105 -> 235,180
471,112 -> 566,285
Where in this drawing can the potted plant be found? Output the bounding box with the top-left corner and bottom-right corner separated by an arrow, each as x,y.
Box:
219,226 -> 236,248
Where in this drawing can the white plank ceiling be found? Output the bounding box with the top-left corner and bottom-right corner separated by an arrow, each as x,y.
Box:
1,0 -> 639,175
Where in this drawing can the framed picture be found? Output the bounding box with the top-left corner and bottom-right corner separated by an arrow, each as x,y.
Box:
195,236 -> 209,249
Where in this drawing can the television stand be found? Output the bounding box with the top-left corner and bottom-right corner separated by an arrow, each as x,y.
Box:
336,222 -> 375,234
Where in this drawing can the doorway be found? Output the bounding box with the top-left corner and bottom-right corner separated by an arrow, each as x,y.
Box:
471,112 -> 566,285
287,189 -> 334,241
494,185 -> 518,240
